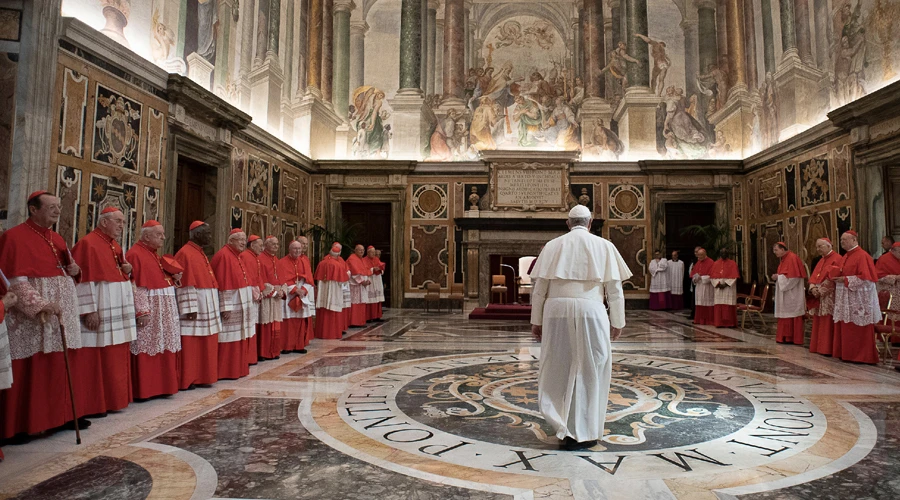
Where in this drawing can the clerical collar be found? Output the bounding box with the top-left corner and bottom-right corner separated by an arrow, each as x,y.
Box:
571,226 -> 588,231
847,245 -> 859,252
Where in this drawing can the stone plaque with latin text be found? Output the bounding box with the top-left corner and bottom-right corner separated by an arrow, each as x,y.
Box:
490,163 -> 568,211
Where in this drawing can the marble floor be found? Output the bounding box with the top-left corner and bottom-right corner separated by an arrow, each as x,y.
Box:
2,309 -> 900,499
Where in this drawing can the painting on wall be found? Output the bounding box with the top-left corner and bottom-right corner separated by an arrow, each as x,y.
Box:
350,86 -> 392,159
247,155 -> 269,206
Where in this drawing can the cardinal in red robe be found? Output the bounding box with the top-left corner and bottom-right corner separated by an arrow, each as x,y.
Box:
257,236 -> 285,360
71,206 -> 136,414
126,220 -> 182,400
0,269 -> 17,460
710,249 -> 740,328
0,191 -> 88,439
808,238 -> 842,355
279,237 -> 316,350
832,231 -> 881,364
316,243 -> 350,339
211,229 -> 259,379
691,249 -> 715,325
772,243 -> 808,345
365,246 -> 386,320
239,235 -> 264,366
875,242 -> 900,321
346,245 -> 373,327
174,221 -> 222,389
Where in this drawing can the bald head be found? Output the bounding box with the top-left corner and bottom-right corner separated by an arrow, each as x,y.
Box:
355,244 -> 365,257
815,238 -> 833,256
288,240 -> 303,258
840,232 -> 858,252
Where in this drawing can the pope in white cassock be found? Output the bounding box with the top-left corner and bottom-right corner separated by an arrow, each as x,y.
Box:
529,204 -> 632,449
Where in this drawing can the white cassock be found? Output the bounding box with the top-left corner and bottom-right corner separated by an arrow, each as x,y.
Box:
774,275 -> 806,319
667,260 -> 684,296
648,258 -> 669,293
285,279 -> 316,319
530,226 -> 632,442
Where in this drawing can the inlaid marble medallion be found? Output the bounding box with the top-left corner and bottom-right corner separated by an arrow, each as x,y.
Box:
339,352 -> 832,480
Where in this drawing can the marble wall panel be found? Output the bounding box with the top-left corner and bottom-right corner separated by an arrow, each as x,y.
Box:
246,155 -> 270,206
411,183 -> 448,220
832,144 -> 852,201
144,107 -> 165,179
92,83 -> 142,172
758,171 -> 784,217
608,184 -> 646,220
761,222 -> 784,281
801,212 -> 833,264
246,209 -> 268,238
312,181 -> 324,222
800,156 -> 830,207
143,186 -> 160,224
58,68 -> 88,159
410,224 -> 448,289
231,147 -> 246,201
0,8 -> 21,41
785,164 -> 798,212
281,170 -> 300,217
0,52 -> 16,219
231,206 -> 243,229
836,206 -> 853,236
271,164 -> 281,211
608,225 -> 646,290
55,165 -> 82,246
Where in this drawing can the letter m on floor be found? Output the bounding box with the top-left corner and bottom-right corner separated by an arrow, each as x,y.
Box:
649,448 -> 732,472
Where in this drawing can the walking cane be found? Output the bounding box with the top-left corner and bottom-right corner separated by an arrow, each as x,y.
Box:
40,311 -> 81,445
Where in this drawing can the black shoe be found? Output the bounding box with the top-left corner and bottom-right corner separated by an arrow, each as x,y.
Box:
560,437 -> 597,450
64,418 -> 91,430
84,412 -> 108,419
295,349 -> 307,354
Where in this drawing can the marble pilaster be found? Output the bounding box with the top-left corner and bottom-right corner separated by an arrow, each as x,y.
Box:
420,0 -> 428,91
774,55 -> 826,139
349,20 -> 368,97
610,0 -> 621,47
813,0 -> 830,71
707,90 -> 759,157
442,0 -> 466,104
624,0 -> 649,90
426,1 -> 438,96
239,0 -> 255,109
463,1 -> 471,70
434,19 -> 444,95
187,53 -> 214,91
572,15 -> 582,78
281,0 -> 295,135
8,0 -> 62,225
307,0 -> 324,97
612,92 -> 660,156
322,0 -> 335,103
296,0 -> 309,96
394,0 -> 425,158
760,0 -> 776,75
794,0 -> 813,64
468,21 -> 477,70
249,59 -> 284,133
715,0 -> 728,62
697,1 -> 717,73
332,0 -> 354,118
292,95 -> 343,158
583,0 -> 605,98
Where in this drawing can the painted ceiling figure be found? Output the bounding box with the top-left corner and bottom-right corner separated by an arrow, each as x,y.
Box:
634,33 -> 670,97
657,86 -> 709,159
601,41 -> 640,90
196,0 -> 218,62
585,119 -> 624,160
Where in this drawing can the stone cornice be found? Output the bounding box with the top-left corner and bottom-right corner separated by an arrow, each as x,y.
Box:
235,123 -> 314,172
316,160 -> 418,175
742,121 -> 845,173
828,79 -> 900,130
640,160 -> 742,175
167,74 -> 252,131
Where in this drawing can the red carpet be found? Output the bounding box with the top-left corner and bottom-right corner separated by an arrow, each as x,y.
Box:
468,304 -> 532,321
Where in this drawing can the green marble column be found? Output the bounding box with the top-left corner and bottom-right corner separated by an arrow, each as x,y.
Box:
625,0 -> 649,89
780,0 -> 797,55
267,0 -> 280,55
760,0 -> 776,73
399,0 -> 423,91
698,2 -> 718,75
333,0 -> 352,116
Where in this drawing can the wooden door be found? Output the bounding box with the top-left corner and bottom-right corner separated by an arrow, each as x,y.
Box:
341,202 -> 392,307
174,159 -> 217,252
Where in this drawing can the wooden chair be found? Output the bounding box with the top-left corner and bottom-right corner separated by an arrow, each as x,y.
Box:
447,283 -> 465,313
424,282 -> 442,312
738,283 -> 769,331
874,292 -> 900,364
491,275 -> 508,304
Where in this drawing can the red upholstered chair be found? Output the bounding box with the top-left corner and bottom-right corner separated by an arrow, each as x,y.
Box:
738,283 -> 769,331
874,293 -> 900,364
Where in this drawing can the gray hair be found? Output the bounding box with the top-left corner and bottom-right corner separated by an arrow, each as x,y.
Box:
569,216 -> 591,228
139,226 -> 156,240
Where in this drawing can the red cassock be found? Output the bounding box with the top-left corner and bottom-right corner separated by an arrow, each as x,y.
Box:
257,252 -> 283,360
775,250 -> 808,345
0,220 -> 86,439
365,256 -> 385,320
210,246 -> 255,380
691,257 -> 715,325
808,251 -> 842,355
1,293 -> 6,460
710,258 -> 739,327
174,242 -> 220,389
315,256 -> 349,340
833,246 -> 880,364
875,252 -> 900,283
346,254 -> 372,326
279,254 -> 316,350
126,242 -> 180,400
240,250 -> 262,366
71,228 -> 135,414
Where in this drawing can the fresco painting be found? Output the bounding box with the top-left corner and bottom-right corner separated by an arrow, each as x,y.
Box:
57,0 -> 900,162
